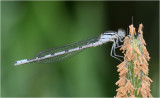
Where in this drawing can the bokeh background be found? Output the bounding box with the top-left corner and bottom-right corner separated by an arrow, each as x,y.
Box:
1,1 -> 159,97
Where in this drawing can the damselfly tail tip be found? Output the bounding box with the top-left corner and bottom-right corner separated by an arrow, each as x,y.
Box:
14,62 -> 19,66
14,61 -> 21,66
14,59 -> 28,66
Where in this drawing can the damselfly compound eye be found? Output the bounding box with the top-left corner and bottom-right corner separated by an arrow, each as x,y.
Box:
118,29 -> 126,39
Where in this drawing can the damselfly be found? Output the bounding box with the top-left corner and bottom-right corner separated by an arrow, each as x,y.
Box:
14,29 -> 125,66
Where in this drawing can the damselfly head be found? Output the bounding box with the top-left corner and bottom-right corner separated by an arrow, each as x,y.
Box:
117,29 -> 125,39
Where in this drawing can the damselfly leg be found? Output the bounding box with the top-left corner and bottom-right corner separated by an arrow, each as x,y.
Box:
110,41 -> 122,61
110,37 -> 125,61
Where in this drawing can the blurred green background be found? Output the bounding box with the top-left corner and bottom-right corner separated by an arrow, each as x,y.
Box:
1,1 -> 159,97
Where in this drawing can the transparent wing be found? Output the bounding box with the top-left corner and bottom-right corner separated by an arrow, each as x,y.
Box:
34,36 -> 100,63
36,49 -> 83,63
